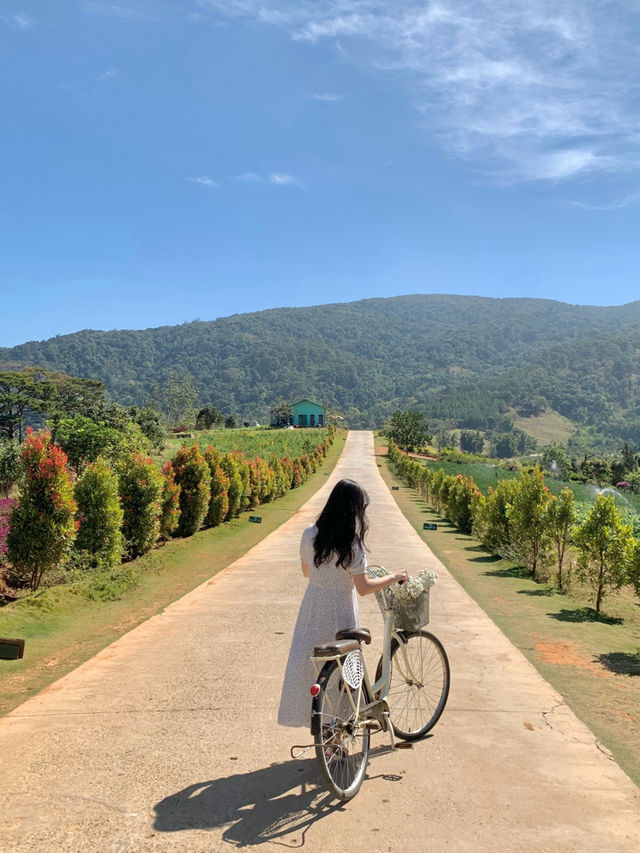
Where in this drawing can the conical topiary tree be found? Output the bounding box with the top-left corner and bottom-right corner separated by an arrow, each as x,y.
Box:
172,444 -> 211,536
203,446 -> 230,528
74,457 -> 123,569
159,460 -> 181,541
117,453 -> 163,558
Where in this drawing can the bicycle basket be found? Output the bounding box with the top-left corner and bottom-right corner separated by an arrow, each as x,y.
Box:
368,566 -> 430,630
391,589 -> 430,631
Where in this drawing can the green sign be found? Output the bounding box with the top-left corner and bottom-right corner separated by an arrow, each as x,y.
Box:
423,523 -> 437,531
0,638 -> 25,660
249,516 -> 262,524
392,486 -> 399,490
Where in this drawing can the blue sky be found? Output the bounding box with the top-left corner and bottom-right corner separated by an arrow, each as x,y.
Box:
1,1 -> 640,347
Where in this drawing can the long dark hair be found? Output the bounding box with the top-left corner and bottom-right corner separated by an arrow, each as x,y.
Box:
313,479 -> 369,569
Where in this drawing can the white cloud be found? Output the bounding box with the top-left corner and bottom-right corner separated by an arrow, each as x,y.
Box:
563,192 -> 640,212
2,12 -> 34,29
100,67 -> 120,80
199,1 -> 640,183
186,175 -> 217,188
310,92 -> 346,102
268,172 -> 302,186
235,171 -> 263,182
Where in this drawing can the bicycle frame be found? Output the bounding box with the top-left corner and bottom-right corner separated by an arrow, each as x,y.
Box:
310,598 -> 422,736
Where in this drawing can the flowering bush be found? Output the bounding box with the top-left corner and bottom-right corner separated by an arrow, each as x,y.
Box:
0,497 -> 17,566
172,445 -> 211,536
159,461 -> 181,541
7,429 -> 77,590
203,447 -> 230,528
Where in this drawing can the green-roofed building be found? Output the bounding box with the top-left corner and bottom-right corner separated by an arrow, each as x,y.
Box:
292,398 -> 325,427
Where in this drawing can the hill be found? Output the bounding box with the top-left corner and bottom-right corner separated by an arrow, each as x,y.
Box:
2,294 -> 640,444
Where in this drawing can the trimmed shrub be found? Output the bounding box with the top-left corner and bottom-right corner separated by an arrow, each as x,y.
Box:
117,453 -> 163,558
473,478 -> 520,558
172,445 -> 211,536
7,430 -> 77,590
203,446 -> 230,527
74,457 -> 123,569
159,460 -> 181,541
291,459 -> 303,488
220,452 -> 245,519
447,474 -> 481,535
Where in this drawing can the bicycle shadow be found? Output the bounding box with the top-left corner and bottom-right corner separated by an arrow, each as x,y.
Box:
153,758 -> 340,847
153,747 -> 403,847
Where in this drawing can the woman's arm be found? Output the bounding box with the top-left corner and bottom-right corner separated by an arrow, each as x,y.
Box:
353,569 -> 408,596
301,561 -> 309,578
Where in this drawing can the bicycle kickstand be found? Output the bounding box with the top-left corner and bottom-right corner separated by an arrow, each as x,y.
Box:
382,710 -> 396,749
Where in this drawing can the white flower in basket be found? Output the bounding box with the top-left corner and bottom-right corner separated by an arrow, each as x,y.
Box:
368,566 -> 438,631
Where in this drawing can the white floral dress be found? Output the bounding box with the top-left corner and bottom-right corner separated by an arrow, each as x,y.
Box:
277,524 -> 367,729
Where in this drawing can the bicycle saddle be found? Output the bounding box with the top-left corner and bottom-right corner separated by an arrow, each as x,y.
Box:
335,627 -> 371,645
313,639 -> 360,656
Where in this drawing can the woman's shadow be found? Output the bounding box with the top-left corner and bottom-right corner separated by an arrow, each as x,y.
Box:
153,757 -> 342,848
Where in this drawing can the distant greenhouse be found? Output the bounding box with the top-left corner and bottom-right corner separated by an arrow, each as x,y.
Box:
292,398 -> 325,427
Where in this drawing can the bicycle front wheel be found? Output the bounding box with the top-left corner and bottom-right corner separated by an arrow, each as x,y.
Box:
312,658 -> 370,801
378,630 -> 450,741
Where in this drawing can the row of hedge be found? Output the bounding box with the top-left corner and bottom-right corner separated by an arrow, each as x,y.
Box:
388,440 -> 640,614
2,425 -> 336,591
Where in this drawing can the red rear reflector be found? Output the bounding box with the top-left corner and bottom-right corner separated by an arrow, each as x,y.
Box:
310,684 -> 320,697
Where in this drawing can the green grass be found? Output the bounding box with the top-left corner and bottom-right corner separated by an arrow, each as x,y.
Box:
157,426 -> 330,465
423,458 -> 640,517
509,408 -> 576,446
424,459 -> 521,494
378,444 -> 640,789
0,430 -> 346,716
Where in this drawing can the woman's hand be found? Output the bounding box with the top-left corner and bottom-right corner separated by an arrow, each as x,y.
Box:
353,567 -> 409,596
391,569 -> 409,585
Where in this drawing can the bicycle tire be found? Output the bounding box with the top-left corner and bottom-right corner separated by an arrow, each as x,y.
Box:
376,630 -> 450,741
312,658 -> 370,800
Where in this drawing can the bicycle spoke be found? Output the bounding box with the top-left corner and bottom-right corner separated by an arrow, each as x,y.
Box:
380,631 -> 450,740
313,659 -> 370,800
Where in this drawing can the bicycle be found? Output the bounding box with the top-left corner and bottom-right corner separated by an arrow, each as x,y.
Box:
304,566 -> 450,801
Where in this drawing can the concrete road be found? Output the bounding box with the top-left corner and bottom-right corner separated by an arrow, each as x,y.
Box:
1,431 -> 639,852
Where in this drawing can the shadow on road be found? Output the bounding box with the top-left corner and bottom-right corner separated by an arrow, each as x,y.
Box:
153,746 -> 404,847
153,758 -> 340,847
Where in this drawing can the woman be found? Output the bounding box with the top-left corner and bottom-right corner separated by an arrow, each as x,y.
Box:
277,478 -> 407,728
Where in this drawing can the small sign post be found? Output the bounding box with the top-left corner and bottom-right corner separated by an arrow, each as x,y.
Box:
0,638 -> 25,660
249,516 -> 262,524
423,523 -> 438,531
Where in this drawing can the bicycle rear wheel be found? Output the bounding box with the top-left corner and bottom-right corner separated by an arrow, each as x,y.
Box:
312,658 -> 370,800
377,630 -> 450,741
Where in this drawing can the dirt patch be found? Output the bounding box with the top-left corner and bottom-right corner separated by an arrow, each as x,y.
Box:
407,451 -> 438,460
374,445 -> 388,456
535,641 -> 609,679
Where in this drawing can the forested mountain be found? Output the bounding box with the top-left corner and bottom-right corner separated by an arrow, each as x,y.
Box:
2,294 -> 640,443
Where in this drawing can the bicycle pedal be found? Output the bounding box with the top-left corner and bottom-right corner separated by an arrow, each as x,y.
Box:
394,742 -> 413,750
